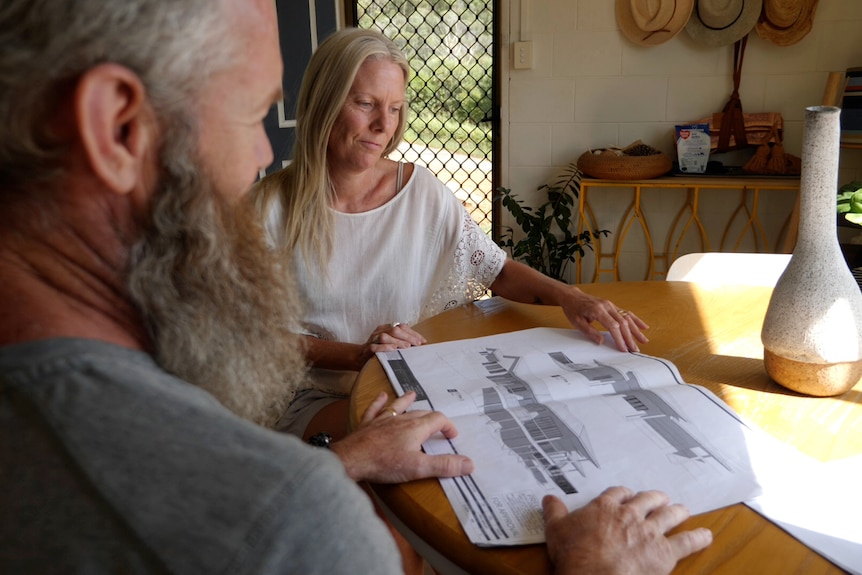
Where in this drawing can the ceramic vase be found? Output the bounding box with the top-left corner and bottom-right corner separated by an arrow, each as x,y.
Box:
761,106 -> 862,396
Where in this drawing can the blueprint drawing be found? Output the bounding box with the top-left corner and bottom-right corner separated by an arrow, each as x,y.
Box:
379,327 -> 763,546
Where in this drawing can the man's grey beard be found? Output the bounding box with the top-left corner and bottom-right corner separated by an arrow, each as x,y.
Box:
126,120 -> 307,427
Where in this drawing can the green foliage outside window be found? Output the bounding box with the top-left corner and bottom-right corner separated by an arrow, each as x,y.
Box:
357,0 -> 493,155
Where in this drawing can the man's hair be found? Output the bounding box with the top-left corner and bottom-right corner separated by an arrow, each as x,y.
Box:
0,0 -> 235,189
251,27 -> 411,268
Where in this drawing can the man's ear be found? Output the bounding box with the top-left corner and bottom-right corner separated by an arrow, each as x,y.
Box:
75,63 -> 155,194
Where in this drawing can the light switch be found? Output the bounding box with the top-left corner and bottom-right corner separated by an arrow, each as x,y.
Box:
514,41 -> 532,70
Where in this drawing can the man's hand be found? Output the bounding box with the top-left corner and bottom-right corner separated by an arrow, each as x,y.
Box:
543,486 -> 712,575
331,391 -> 474,483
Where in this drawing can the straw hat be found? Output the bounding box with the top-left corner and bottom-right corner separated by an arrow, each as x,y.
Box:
616,0 -> 695,47
756,0 -> 819,46
686,0 -> 763,47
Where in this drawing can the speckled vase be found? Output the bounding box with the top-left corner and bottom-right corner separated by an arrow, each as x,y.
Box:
761,106 -> 862,396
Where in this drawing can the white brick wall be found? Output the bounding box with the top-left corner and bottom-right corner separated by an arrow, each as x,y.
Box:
502,0 -> 862,282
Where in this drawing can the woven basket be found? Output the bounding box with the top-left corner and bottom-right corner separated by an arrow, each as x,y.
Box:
577,149 -> 672,180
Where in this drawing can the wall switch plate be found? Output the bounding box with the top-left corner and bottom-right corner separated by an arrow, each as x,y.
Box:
514,41 -> 532,69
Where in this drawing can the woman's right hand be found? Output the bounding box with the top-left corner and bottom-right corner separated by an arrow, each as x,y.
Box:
304,323 -> 427,371
362,322 -> 426,362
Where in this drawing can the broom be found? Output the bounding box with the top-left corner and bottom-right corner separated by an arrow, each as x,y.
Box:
743,142 -> 770,174
765,128 -> 786,174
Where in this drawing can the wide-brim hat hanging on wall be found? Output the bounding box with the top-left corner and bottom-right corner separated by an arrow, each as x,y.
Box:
616,0 -> 696,47
756,0 -> 819,46
686,0 -> 763,47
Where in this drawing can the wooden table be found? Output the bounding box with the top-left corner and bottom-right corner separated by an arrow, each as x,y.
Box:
349,281 -> 860,574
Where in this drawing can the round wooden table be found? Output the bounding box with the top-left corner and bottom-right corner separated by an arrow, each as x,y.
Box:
349,281 -> 860,574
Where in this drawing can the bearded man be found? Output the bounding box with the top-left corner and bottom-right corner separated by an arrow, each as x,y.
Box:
0,1 -> 711,573
0,0 -> 476,572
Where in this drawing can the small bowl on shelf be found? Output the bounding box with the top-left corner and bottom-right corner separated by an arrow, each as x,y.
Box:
577,142 -> 672,180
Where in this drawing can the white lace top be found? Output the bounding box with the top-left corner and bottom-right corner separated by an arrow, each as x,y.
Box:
265,164 -> 506,395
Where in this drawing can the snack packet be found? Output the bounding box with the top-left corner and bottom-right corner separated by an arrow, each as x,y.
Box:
676,124 -> 710,174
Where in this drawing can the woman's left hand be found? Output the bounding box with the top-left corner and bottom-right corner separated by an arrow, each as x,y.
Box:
560,290 -> 649,352
488,260 -> 648,353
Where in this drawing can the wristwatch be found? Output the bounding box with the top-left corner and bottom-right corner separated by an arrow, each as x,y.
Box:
307,432 -> 332,449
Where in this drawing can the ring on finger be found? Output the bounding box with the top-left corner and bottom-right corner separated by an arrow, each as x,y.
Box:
617,308 -> 629,317
386,407 -> 398,417
372,335 -> 381,344
390,321 -> 402,328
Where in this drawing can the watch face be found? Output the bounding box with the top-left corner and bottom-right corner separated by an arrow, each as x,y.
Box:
308,432 -> 332,449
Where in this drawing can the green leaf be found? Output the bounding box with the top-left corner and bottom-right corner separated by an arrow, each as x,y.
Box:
496,163 -> 609,281
839,180 -> 862,194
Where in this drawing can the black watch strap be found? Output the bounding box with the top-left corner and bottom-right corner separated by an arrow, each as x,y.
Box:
307,432 -> 332,449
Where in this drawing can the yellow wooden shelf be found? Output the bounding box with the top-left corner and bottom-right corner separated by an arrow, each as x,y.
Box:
575,175 -> 800,283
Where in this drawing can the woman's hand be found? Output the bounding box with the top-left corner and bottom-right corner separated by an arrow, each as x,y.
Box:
303,323 -> 427,372
362,322 -> 426,360
490,260 -> 648,353
558,289 -> 649,352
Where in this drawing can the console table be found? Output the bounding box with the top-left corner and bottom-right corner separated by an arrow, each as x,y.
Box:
575,176 -> 800,283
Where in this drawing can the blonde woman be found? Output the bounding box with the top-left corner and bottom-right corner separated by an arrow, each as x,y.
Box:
253,28 -> 648,444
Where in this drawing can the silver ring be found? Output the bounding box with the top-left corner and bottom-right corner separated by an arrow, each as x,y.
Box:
391,322 -> 402,328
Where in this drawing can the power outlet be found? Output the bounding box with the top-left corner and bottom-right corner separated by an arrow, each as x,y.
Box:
513,41 -> 532,70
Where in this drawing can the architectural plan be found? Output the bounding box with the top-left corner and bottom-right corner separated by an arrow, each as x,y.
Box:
378,327 -> 764,546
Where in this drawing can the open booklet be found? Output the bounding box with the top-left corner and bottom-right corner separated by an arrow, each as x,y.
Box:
377,327 -> 764,547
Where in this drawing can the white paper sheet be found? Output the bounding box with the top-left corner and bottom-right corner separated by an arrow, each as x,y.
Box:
746,446 -> 862,575
378,327 -> 764,546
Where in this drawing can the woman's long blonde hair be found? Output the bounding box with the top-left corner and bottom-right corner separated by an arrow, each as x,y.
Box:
252,28 -> 410,267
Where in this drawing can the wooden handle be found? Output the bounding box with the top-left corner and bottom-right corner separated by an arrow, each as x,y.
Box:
822,71 -> 846,106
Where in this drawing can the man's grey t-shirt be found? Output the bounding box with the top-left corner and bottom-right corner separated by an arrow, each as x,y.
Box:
0,338 -> 401,574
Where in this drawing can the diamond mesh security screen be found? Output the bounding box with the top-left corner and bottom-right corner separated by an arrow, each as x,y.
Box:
354,0 -> 494,234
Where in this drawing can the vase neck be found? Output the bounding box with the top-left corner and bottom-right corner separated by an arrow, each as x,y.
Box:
796,106 -> 841,245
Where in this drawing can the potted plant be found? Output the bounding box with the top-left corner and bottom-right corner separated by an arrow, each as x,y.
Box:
496,162 -> 609,282
837,180 -> 862,276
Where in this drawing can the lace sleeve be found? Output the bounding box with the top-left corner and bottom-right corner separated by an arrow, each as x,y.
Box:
421,208 -> 506,321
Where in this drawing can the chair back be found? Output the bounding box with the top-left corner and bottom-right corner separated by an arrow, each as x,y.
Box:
666,252 -> 791,287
